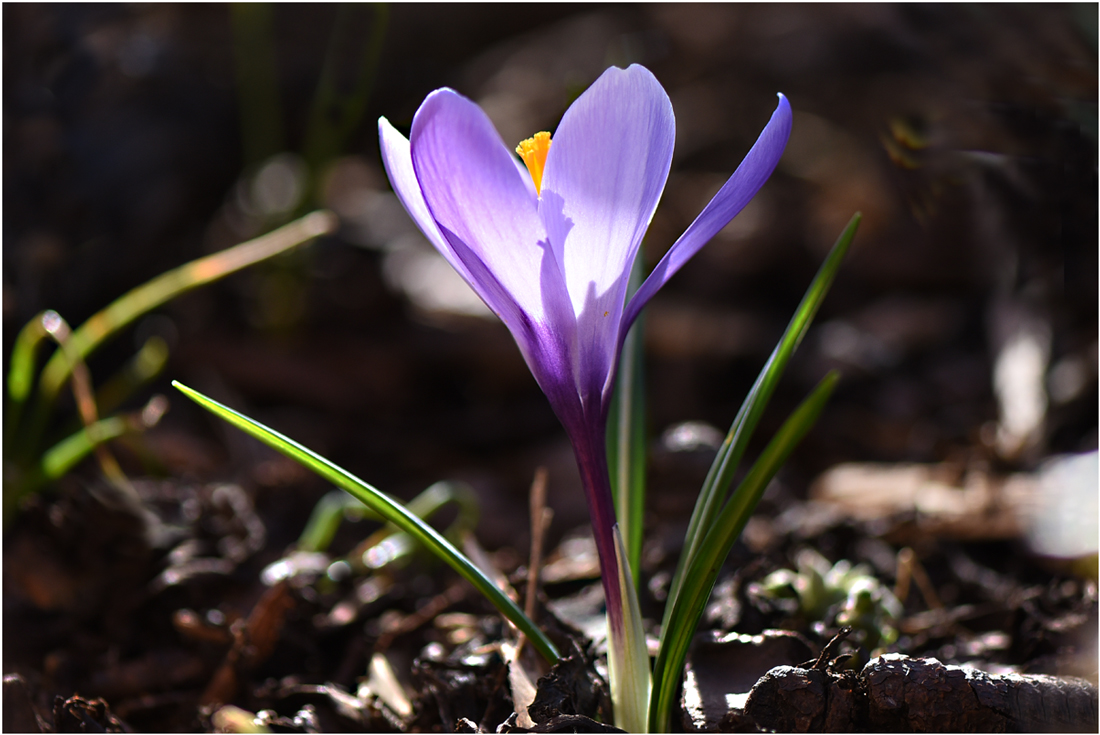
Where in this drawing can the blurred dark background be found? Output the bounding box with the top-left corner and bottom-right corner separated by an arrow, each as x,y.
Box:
4,3 -> 1097,549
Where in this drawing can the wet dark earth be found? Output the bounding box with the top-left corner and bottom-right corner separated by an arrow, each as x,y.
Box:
4,4 -> 1097,732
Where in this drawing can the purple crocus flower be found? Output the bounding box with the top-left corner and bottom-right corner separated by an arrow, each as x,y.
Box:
379,63 -> 790,724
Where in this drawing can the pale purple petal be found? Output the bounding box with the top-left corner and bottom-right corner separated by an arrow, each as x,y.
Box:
540,64 -> 674,404
406,89 -> 583,420
622,94 -> 793,334
542,65 -> 674,314
380,111 -> 537,338
442,229 -> 582,424
410,89 -> 567,329
378,116 -> 473,281
380,113 -> 533,353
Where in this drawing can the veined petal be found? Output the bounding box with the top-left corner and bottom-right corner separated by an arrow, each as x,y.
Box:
378,116 -> 473,281
542,65 -> 674,314
540,64 -> 674,405
380,113 -> 524,329
444,231 -> 582,423
410,89 -> 565,328
380,112 -> 541,352
622,94 -> 793,334
404,89 -> 582,422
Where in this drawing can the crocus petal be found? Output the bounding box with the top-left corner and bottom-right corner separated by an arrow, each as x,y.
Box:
410,89 -> 565,326
541,65 -> 674,317
540,64 -> 675,407
408,89 -> 583,421
378,116 -> 474,281
382,110 -> 549,355
382,110 -> 526,333
622,93 -> 793,336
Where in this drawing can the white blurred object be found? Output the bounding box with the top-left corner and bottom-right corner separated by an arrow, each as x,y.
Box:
993,319 -> 1050,458
1025,451 -> 1099,559
382,243 -> 493,318
326,169 -> 494,319
660,421 -> 724,453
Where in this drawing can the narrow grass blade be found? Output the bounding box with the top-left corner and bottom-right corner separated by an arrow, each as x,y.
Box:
649,372 -> 839,731
94,336 -> 170,417
660,213 -> 859,634
33,311 -> 132,492
347,481 -> 480,574
5,413 -> 134,524
173,380 -> 560,664
40,416 -> 129,481
607,254 -> 647,585
6,313 -> 166,525
406,480 -> 480,541
7,311 -> 56,404
298,490 -> 366,553
37,211 -> 337,409
5,311 -> 57,451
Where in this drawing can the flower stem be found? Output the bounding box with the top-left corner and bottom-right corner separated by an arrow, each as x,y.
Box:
571,426 -> 624,629
570,423 -> 650,732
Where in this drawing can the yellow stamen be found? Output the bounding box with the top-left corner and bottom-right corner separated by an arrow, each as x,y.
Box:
516,131 -> 552,195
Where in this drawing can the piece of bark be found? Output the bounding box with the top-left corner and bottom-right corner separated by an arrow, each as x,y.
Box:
526,648 -> 612,727
741,665 -> 858,733
680,630 -> 814,732
745,653 -> 1098,732
865,655 -> 1097,733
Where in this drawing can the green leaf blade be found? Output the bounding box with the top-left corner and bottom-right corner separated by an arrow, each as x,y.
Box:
8,312 -> 54,405
649,372 -> 839,731
607,526 -> 652,733
608,254 -> 648,586
172,380 -> 560,664
660,213 -> 860,635
40,415 -> 130,481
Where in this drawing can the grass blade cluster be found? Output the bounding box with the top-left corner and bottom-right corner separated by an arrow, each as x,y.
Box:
4,212 -> 337,522
173,380 -> 561,664
648,213 -> 860,730
37,212 -> 338,408
648,372 -> 839,730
